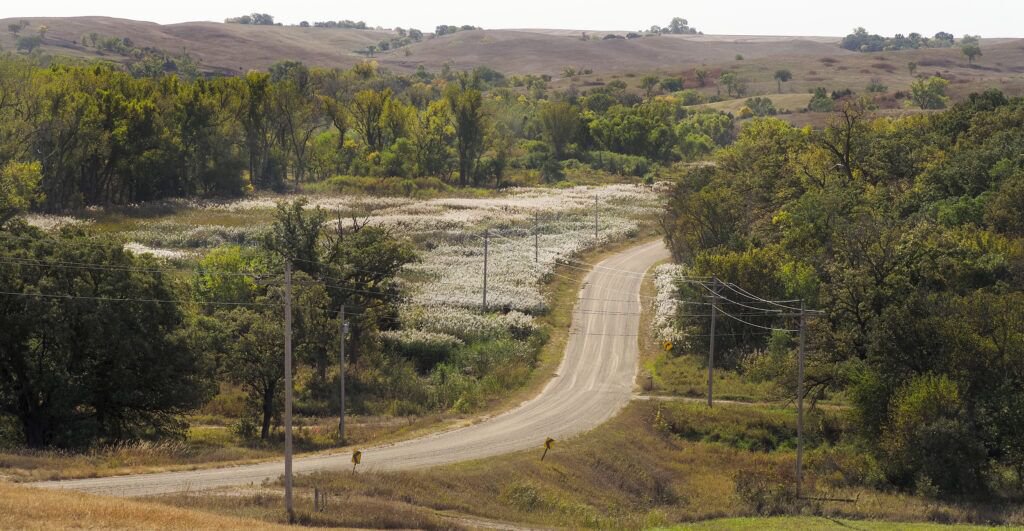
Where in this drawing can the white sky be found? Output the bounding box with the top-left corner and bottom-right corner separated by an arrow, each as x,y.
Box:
3,0 -> 1022,38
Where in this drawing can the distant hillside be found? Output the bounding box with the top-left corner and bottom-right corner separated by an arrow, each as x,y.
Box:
2,16 -> 1023,102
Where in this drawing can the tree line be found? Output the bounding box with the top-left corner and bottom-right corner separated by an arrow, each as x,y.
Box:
0,53 -> 735,212
662,91 -> 1024,498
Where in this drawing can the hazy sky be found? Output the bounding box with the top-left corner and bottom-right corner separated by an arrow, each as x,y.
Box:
3,0 -> 1022,38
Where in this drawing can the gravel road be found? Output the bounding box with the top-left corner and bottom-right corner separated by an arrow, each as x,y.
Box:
31,240 -> 669,497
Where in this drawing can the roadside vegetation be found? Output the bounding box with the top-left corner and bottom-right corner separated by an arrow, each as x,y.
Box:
154,400 -> 1024,528
659,92 -> 1024,505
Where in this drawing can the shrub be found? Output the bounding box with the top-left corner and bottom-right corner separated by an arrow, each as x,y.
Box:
380,329 -> 463,371
866,79 -> 888,93
231,416 -> 259,440
879,374 -> 988,497
585,151 -> 652,177
745,97 -> 778,117
678,89 -> 705,106
808,88 -> 834,112
734,465 -> 802,515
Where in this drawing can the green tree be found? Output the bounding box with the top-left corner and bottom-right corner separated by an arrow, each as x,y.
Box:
962,43 -> 982,65
719,72 -> 737,97
16,35 -> 41,53
773,69 -> 792,92
0,224 -> 212,448
640,75 -> 661,97
409,99 -> 455,178
350,89 -> 391,153
272,69 -> 324,187
220,307 -> 283,439
193,245 -> 269,306
0,161 -> 42,227
695,68 -> 709,87
910,76 -> 950,109
445,82 -> 486,186
539,101 -> 580,160
660,77 -> 684,92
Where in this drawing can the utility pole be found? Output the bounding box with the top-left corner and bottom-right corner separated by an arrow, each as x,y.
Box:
338,305 -> 349,442
594,196 -> 599,241
482,229 -> 489,310
796,300 -> 807,499
283,261 -> 294,523
534,212 -> 539,263
707,276 -> 718,408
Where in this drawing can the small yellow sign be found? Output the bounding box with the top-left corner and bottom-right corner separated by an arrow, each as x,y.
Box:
351,450 -> 362,465
663,341 -> 673,352
545,437 -> 556,450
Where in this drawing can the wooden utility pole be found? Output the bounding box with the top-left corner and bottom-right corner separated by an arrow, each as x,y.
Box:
283,261 -> 294,522
483,229 -> 489,310
708,277 -> 718,408
338,305 -> 348,442
796,300 -> 807,499
594,196 -> 599,240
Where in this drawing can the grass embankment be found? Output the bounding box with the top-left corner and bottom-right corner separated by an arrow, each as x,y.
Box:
637,262 -> 780,403
0,482 -> 295,530
155,400 -> 1022,529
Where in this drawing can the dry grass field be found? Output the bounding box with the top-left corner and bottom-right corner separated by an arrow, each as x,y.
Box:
0,481 -> 296,530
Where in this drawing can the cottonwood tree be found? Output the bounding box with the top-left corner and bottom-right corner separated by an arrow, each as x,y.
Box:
539,101 -> 580,160
445,81 -> 486,185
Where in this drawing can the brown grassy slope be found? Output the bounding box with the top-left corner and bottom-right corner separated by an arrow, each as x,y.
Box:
384,30 -> 848,75
2,16 -> 1023,106
0,481 -> 296,530
0,16 -> 392,73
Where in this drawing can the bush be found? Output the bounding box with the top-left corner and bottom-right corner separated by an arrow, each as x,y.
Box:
231,416 -> 259,440
380,329 -> 463,371
584,151 -> 652,177
879,374 -> 988,497
808,88 -> 834,112
678,89 -> 705,106
745,97 -> 778,117
866,79 -> 888,93
734,465 -> 802,515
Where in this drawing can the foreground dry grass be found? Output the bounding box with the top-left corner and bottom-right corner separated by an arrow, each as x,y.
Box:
153,401 -> 1024,529
0,482 -> 295,530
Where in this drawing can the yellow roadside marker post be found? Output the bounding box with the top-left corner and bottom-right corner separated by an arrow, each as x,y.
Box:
351,449 -> 362,473
541,437 -> 555,461
663,341 -> 673,352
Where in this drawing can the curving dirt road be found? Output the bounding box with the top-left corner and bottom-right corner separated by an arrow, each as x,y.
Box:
31,240 -> 669,497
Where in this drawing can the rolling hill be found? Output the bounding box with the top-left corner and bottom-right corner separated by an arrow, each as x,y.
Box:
2,16 -> 1023,102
